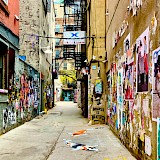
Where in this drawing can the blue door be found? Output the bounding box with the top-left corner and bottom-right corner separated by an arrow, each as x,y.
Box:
64,91 -> 71,101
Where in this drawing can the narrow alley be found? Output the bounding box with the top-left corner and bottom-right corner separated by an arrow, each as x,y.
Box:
0,102 -> 136,160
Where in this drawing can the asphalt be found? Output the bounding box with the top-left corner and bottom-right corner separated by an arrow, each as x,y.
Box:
0,102 -> 136,160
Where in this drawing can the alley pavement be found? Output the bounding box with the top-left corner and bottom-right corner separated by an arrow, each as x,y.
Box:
0,102 -> 136,160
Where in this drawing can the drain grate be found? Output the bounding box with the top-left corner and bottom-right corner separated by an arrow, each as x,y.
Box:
49,111 -> 62,116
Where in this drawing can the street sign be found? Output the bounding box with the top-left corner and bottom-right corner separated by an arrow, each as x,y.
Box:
63,31 -> 86,45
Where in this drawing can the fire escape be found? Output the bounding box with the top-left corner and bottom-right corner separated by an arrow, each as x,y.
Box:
62,0 -> 86,70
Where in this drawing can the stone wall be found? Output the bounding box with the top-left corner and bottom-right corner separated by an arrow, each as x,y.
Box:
19,0 -> 40,71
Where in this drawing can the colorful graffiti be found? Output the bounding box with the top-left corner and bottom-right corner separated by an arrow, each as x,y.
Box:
1,57 -> 40,133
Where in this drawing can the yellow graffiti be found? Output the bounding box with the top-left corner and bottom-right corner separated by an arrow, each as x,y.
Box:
104,156 -> 127,160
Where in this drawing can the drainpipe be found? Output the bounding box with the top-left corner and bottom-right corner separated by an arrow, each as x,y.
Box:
7,45 -> 9,88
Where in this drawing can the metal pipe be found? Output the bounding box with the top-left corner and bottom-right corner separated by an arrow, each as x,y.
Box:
52,42 -> 55,108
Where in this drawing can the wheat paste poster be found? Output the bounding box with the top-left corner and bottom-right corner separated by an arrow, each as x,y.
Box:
124,33 -> 134,64
152,47 -> 160,121
136,27 -> 149,92
117,68 -> 123,129
157,118 -> 160,159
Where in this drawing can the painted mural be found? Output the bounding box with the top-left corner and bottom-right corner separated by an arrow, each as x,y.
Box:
2,55 -> 40,132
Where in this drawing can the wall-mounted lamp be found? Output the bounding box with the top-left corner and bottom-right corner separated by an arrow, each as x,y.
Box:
45,49 -> 52,54
41,46 -> 52,54
84,59 -> 88,63
102,59 -> 108,63
105,9 -> 109,16
15,15 -> 19,21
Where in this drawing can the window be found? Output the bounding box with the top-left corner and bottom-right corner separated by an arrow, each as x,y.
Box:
55,39 -> 60,46
71,62 -> 75,67
55,50 -> 60,58
55,24 -> 60,33
55,9 -> 57,17
55,62 -> 59,71
63,62 -> 67,70
0,0 -> 9,16
2,0 -> 8,5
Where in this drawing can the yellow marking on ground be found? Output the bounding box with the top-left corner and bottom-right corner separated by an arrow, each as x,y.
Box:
104,156 -> 127,160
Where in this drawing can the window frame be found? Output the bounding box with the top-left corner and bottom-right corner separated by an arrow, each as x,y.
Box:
2,0 -> 8,5
63,62 -> 67,70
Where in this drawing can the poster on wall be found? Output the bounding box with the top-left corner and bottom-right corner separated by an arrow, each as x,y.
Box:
117,68 -> 124,129
124,33 -> 134,64
124,62 -> 134,100
145,135 -> 152,156
130,0 -> 142,16
152,47 -> 160,121
157,118 -> 160,160
124,33 -> 130,54
136,27 -> 149,92
129,100 -> 134,122
95,78 -> 102,95
117,68 -> 123,106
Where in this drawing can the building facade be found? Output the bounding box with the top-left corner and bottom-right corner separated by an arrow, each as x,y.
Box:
0,0 -> 20,134
0,0 -> 55,135
86,0 -> 160,159
86,0 -> 107,123
19,0 -> 55,112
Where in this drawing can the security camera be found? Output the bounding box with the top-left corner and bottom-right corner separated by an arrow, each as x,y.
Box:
15,15 -> 19,20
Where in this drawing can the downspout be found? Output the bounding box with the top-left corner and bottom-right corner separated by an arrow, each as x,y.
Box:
39,1 -> 42,113
7,45 -> 9,88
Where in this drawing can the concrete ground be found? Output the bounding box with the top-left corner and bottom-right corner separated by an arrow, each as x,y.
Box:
0,102 -> 136,160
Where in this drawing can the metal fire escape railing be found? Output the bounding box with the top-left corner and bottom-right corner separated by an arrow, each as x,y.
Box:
61,0 -> 86,70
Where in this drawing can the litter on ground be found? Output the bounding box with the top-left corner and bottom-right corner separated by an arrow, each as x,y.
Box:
63,139 -> 98,151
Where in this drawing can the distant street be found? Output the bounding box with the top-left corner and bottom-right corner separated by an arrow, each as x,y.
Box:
0,102 -> 136,160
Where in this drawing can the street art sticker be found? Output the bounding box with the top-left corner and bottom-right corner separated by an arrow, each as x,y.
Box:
152,47 -> 160,121
136,27 -> 149,92
130,0 -> 142,16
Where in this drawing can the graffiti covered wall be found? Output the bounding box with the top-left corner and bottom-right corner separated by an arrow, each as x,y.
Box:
1,55 -> 40,134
